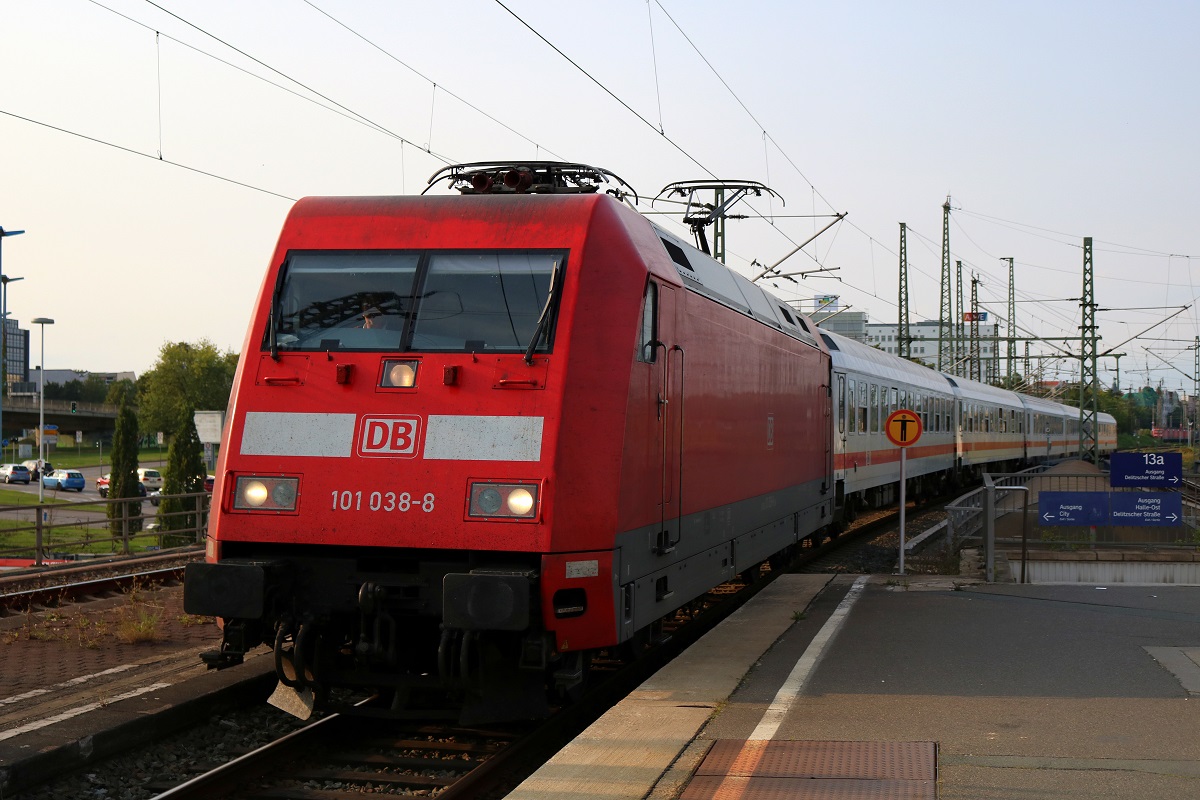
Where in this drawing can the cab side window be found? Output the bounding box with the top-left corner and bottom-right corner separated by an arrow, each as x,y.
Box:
638,282 -> 658,363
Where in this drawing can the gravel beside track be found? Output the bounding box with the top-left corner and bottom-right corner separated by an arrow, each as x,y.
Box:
17,701 -> 307,800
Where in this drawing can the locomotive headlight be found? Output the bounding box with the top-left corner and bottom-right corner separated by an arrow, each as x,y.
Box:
477,488 -> 503,515
233,475 -> 300,512
506,487 -> 535,516
468,482 -> 539,520
242,480 -> 269,507
381,359 -> 419,388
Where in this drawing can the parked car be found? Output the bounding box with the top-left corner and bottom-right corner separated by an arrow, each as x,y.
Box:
151,474 -> 215,505
21,460 -> 52,481
97,473 -> 148,498
137,468 -> 164,491
43,469 -> 85,492
0,464 -> 31,484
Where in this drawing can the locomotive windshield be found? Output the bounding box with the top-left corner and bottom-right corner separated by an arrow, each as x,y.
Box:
267,250 -> 564,354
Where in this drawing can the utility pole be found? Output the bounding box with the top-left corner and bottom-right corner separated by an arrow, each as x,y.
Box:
1005,257 -> 1016,387
970,273 -> 981,382
992,325 -> 1001,384
1185,335 -> 1195,443
938,197 -> 952,371
955,260 -> 965,377
899,223 -> 911,359
1079,237 -> 1099,463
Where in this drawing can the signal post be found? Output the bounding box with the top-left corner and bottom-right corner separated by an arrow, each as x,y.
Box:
885,408 -> 923,574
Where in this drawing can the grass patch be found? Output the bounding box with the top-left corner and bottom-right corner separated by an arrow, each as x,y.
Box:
0,488 -> 76,507
117,607 -> 163,644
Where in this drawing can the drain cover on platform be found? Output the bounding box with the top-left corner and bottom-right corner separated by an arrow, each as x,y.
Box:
682,740 -> 936,800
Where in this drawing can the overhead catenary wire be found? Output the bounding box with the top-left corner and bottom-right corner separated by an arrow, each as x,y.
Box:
86,0 -> 456,161
300,0 -> 568,161
140,0 -> 453,163
29,4 -> 1200,389
0,108 -> 296,202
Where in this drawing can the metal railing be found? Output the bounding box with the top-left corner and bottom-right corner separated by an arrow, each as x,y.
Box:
0,491 -> 210,565
945,464 -> 1050,553
947,465 -> 1200,582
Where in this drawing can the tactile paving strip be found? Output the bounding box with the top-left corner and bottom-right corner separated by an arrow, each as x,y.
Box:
681,740 -> 937,800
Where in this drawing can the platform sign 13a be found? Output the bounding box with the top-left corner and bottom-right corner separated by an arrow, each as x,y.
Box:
1110,451 -> 1182,488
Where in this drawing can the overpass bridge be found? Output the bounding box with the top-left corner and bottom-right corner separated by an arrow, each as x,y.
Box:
1,397 -> 119,442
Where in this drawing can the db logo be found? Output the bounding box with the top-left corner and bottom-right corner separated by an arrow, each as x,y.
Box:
358,415 -> 422,458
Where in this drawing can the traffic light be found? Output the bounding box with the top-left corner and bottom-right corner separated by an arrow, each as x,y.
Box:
70,401 -> 77,413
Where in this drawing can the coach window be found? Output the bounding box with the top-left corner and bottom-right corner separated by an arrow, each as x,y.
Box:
837,375 -> 846,434
858,382 -> 868,433
638,282 -> 658,363
846,378 -> 855,433
869,384 -> 878,433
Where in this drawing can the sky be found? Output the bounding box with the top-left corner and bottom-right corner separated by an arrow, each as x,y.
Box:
3,0 -> 1199,395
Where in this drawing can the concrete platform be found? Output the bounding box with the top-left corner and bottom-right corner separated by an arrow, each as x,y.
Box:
0,645 -> 275,795
507,574 -> 1200,799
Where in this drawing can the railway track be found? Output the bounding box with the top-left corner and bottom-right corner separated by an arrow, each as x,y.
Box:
0,563 -> 192,616
151,708 -> 532,799
140,516 -> 919,800
9,505 -> 955,799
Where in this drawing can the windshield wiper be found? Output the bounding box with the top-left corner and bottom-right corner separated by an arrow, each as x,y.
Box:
524,259 -> 561,365
269,286 -> 281,360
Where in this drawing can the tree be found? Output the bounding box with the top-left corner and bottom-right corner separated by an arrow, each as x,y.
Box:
105,378 -> 137,407
107,402 -> 143,539
137,340 -> 238,436
159,410 -> 207,545
80,374 -> 109,403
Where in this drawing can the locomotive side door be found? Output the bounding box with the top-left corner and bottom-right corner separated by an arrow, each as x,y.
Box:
658,284 -> 683,553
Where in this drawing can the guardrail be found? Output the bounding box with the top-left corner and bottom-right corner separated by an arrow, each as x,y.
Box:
0,492 -> 210,566
946,463 -> 1200,582
945,464 -> 1050,552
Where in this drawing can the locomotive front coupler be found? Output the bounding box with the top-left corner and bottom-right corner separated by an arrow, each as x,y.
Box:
355,581 -> 400,666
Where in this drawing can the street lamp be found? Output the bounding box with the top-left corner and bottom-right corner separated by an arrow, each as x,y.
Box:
1,275 -> 24,460
32,317 -> 53,503
0,227 -> 25,455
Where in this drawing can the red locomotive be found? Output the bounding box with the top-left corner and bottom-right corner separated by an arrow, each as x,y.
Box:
185,161 -> 1114,721
185,163 -> 833,721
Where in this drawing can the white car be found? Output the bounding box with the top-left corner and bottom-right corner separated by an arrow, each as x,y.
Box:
137,468 -> 164,491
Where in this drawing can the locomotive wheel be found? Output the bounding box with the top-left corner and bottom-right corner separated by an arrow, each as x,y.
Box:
768,546 -> 796,573
552,651 -> 591,705
740,562 -> 765,585
842,496 -> 858,523
618,626 -> 652,661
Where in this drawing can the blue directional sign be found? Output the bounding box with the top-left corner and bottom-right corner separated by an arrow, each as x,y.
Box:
1110,492 -> 1183,527
1039,491 -> 1110,526
1110,451 -> 1183,488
